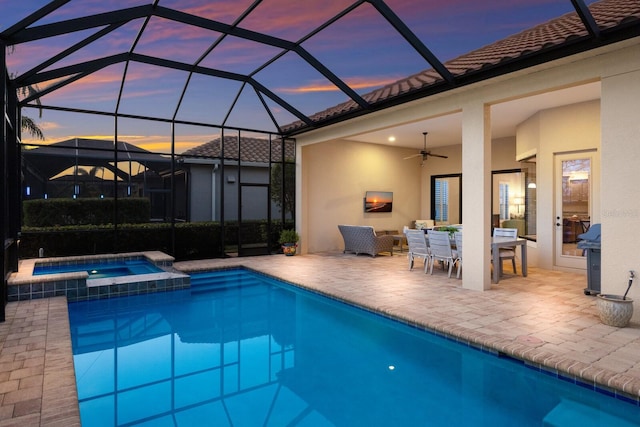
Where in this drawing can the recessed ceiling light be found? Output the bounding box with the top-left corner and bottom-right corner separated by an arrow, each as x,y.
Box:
388,136 -> 396,142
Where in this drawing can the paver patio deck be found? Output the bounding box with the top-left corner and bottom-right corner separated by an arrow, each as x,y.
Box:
2,251 -> 640,425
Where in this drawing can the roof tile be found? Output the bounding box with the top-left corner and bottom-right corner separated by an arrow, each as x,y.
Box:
182,136 -> 295,163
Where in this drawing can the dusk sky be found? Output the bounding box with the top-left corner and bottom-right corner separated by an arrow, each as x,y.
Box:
1,0 -> 591,153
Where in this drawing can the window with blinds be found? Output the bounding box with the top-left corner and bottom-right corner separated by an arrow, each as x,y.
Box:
499,183 -> 509,220
434,179 -> 449,222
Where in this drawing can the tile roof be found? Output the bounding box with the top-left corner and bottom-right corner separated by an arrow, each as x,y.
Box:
283,0 -> 640,134
181,135 -> 295,163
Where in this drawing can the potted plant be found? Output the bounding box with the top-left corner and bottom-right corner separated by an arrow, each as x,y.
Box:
437,226 -> 460,238
279,229 -> 300,256
596,271 -> 635,327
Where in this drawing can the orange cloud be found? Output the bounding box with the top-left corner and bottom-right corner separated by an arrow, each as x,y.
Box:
114,134 -> 213,154
181,1 -> 254,24
36,64 -> 182,104
236,0 -> 362,40
38,121 -> 61,131
133,17 -> 219,52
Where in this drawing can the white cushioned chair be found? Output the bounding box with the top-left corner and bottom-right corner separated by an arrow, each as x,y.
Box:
405,229 -> 430,272
493,227 -> 518,274
454,231 -> 463,279
414,219 -> 435,230
427,229 -> 460,278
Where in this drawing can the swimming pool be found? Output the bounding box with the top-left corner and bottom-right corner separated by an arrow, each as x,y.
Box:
68,268 -> 640,426
34,259 -> 162,279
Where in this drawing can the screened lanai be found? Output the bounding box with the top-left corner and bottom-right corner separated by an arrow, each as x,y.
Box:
3,0 -> 639,320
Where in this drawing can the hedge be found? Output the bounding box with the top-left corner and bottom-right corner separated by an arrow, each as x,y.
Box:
19,220 -> 293,261
23,198 -> 150,227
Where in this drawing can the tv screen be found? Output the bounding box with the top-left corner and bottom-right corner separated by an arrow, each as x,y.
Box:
364,191 -> 393,213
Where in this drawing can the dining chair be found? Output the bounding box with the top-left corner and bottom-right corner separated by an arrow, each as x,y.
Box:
454,231 -> 463,279
492,227 -> 518,275
427,230 -> 459,278
404,229 -> 430,272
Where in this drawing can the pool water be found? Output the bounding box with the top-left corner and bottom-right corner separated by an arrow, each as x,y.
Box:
34,259 -> 162,279
68,269 -> 640,426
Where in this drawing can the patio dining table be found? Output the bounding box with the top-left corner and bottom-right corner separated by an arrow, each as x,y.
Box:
420,231 -> 527,283
492,236 -> 528,284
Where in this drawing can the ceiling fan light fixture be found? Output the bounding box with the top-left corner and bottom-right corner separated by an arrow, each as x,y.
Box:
402,131 -> 448,163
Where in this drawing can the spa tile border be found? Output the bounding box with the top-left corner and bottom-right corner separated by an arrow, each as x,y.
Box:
7,252 -> 190,302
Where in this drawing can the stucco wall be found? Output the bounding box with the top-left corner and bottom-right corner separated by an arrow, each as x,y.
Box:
188,164 -> 277,222
190,166 -> 215,221
516,100 -> 601,270
301,139 -> 421,253
301,136 -> 525,254
601,66 -> 640,309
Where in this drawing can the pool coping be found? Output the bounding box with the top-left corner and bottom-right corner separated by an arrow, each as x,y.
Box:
10,251 -> 175,280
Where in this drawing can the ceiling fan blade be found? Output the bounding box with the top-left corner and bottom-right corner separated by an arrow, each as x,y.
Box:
403,153 -> 422,160
427,153 -> 448,159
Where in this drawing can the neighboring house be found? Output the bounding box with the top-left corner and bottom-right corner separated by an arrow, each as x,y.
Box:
290,0 -> 640,307
21,136 -> 295,224
22,138 -> 171,198
180,135 -> 295,222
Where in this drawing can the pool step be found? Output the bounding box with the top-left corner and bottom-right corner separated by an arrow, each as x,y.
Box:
543,398 -> 637,427
190,270 -> 263,292
191,276 -> 262,288
190,269 -> 251,283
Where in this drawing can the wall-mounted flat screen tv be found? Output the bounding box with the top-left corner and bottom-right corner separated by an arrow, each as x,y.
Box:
364,191 -> 393,213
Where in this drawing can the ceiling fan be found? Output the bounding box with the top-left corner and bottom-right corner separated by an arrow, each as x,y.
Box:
403,131 -> 448,165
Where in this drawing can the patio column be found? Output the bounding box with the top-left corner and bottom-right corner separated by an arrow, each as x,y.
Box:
461,101 -> 492,291
600,64 -> 640,311
295,143 -> 304,254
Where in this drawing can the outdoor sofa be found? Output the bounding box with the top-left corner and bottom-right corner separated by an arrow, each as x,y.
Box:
338,225 -> 394,257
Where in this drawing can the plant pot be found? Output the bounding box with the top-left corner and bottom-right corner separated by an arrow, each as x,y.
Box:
282,243 -> 297,256
596,294 -> 634,327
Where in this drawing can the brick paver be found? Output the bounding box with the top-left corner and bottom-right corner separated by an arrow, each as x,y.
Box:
0,298 -> 79,427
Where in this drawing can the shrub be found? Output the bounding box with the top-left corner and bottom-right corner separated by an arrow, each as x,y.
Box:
278,229 -> 299,244
19,220 -> 294,260
23,198 -> 150,227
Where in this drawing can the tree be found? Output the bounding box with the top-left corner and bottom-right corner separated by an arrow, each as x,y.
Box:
7,46 -> 45,140
17,83 -> 44,140
21,115 -> 44,140
271,162 -> 295,219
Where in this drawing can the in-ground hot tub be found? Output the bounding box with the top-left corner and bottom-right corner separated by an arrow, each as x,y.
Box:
33,258 -> 163,279
8,251 -> 190,302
